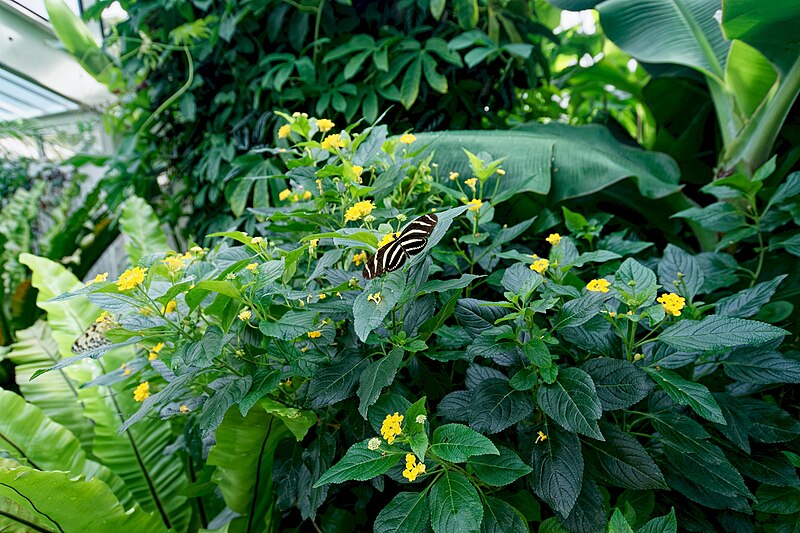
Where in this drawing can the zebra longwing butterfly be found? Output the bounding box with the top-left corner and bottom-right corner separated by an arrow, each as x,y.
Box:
363,213 -> 438,279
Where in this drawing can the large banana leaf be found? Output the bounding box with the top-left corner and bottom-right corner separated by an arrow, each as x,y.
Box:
0,459 -> 165,532
18,254 -> 192,532
207,408 -> 290,533
596,0 -> 730,81
722,0 -> 800,72
120,196 -> 170,264
0,390 -> 132,507
3,321 -> 95,450
418,123 -> 680,202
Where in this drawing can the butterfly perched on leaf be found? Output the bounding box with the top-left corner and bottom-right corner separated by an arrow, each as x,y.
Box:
72,313 -> 113,354
363,213 -> 438,279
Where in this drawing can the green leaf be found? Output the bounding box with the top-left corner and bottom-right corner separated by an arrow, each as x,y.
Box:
609,508 -> 635,533
672,203 -> 746,232
555,292 -> 609,328
455,298 -> 508,338
353,273 -> 404,341
314,440 -> 401,486
537,367 -> 604,440
357,347 -> 404,418
722,0 -> 800,71
752,484 -> 800,514
657,244 -> 704,301
400,56 -> 422,109
418,124 -> 680,203
307,352 -> 368,408
429,471 -> 483,533
422,53 -> 448,93
563,479 -> 605,531
239,368 -> 281,417
613,258 -> 658,309
598,0 -> 729,79
530,419 -> 583,517
200,376 -> 252,436
715,275 -> 786,318
454,0 -> 479,29
480,497 -> 528,533
658,315 -> 788,351
637,508 -> 677,533
741,398 -> 800,443
120,196 -> 169,264
418,274 -> 482,296
260,397 -> 316,441
375,491 -> 430,533
430,423 -> 499,463
725,40 -> 778,117
468,378 -> 535,434
260,311 -> 317,340
723,345 -> 800,384
207,408 -> 291,528
645,368 -> 725,423
584,423 -> 667,490
468,446 -> 532,487
663,439 -> 753,499
0,459 -> 165,531
182,325 -> 224,367
581,358 -> 654,410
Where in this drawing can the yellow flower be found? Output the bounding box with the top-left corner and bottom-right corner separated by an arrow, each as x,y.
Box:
238,309 -> 252,322
497,168 -> 506,175
87,272 -> 108,285
353,251 -> 368,266
657,293 -> 686,317
546,233 -> 561,246
116,267 -> 147,291
161,256 -> 185,273
449,171 -> 459,181
317,118 -> 335,132
148,342 -> 165,361
164,300 -> 177,314
467,198 -> 482,212
536,431 -> 548,443
368,437 -> 381,450
368,292 -> 382,305
321,133 -> 346,150
309,238 -> 320,253
179,405 -> 189,413
465,177 -> 477,191
278,124 -> 291,139
279,189 -> 291,201
190,246 -> 204,254
96,311 -> 111,323
318,293 -> 327,299
377,233 -> 397,248
531,258 -> 549,274
139,307 -> 152,316
133,382 -> 150,402
352,165 -> 364,178
121,362 -> 131,376
345,200 -> 375,222
302,190 -> 312,200
587,279 -> 610,293
251,237 -> 263,245
246,263 -> 258,272
399,133 -> 416,144
402,453 -> 426,481
308,330 -> 322,339
380,412 -> 404,444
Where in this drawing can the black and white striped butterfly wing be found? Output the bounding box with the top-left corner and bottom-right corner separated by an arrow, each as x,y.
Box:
362,213 -> 439,280
397,213 -> 438,256
363,238 -> 408,279
72,320 -> 112,354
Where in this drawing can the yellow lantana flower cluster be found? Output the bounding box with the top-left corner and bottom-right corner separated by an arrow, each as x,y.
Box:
398,133 -> 416,144
148,342 -> 165,361
307,330 -> 322,339
316,118 -> 335,132
352,251 -> 368,266
321,133 -> 346,150
658,293 -> 686,316
467,198 -> 482,212
87,272 -> 108,285
546,233 -> 561,246
161,256 -> 185,273
279,189 -> 313,202
278,124 -> 292,139
402,453 -> 426,481
133,382 -> 150,402
530,258 -> 549,274
117,267 -> 147,291
164,300 -> 177,314
345,200 -> 375,222
587,279 -> 611,293
377,232 -> 397,247
380,412 -> 404,444
238,308 -> 252,322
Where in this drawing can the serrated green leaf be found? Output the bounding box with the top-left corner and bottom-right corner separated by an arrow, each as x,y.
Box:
637,508 -> 677,533
480,497 -> 528,533
429,471 -> 483,533
554,292 -> 609,328
468,446 -> 532,487
715,275 -> 785,318
613,258 -> 658,309
200,376 -> 252,436
609,508 -> 634,533
584,423 -> 667,490
357,348 -> 404,418
259,311 -> 317,340
530,419 -> 583,517
430,423 -> 498,463
752,485 -> 800,514
644,368 -> 725,424
182,325 -> 223,368
469,378 -> 535,434
375,491 -> 430,533
537,367 -> 604,440
658,315 -> 788,351
314,441 -> 401,486
307,352 -> 368,409
581,358 -> 653,410
723,345 -> 800,384
657,244 -> 704,301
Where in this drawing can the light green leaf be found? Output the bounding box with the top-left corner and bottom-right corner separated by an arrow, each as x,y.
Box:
613,258 -> 658,309
430,423 -> 499,463
429,471 -> 483,533
120,196 -> 169,265
658,315 -> 788,351
637,508 -> 677,533
314,441 -> 401,486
